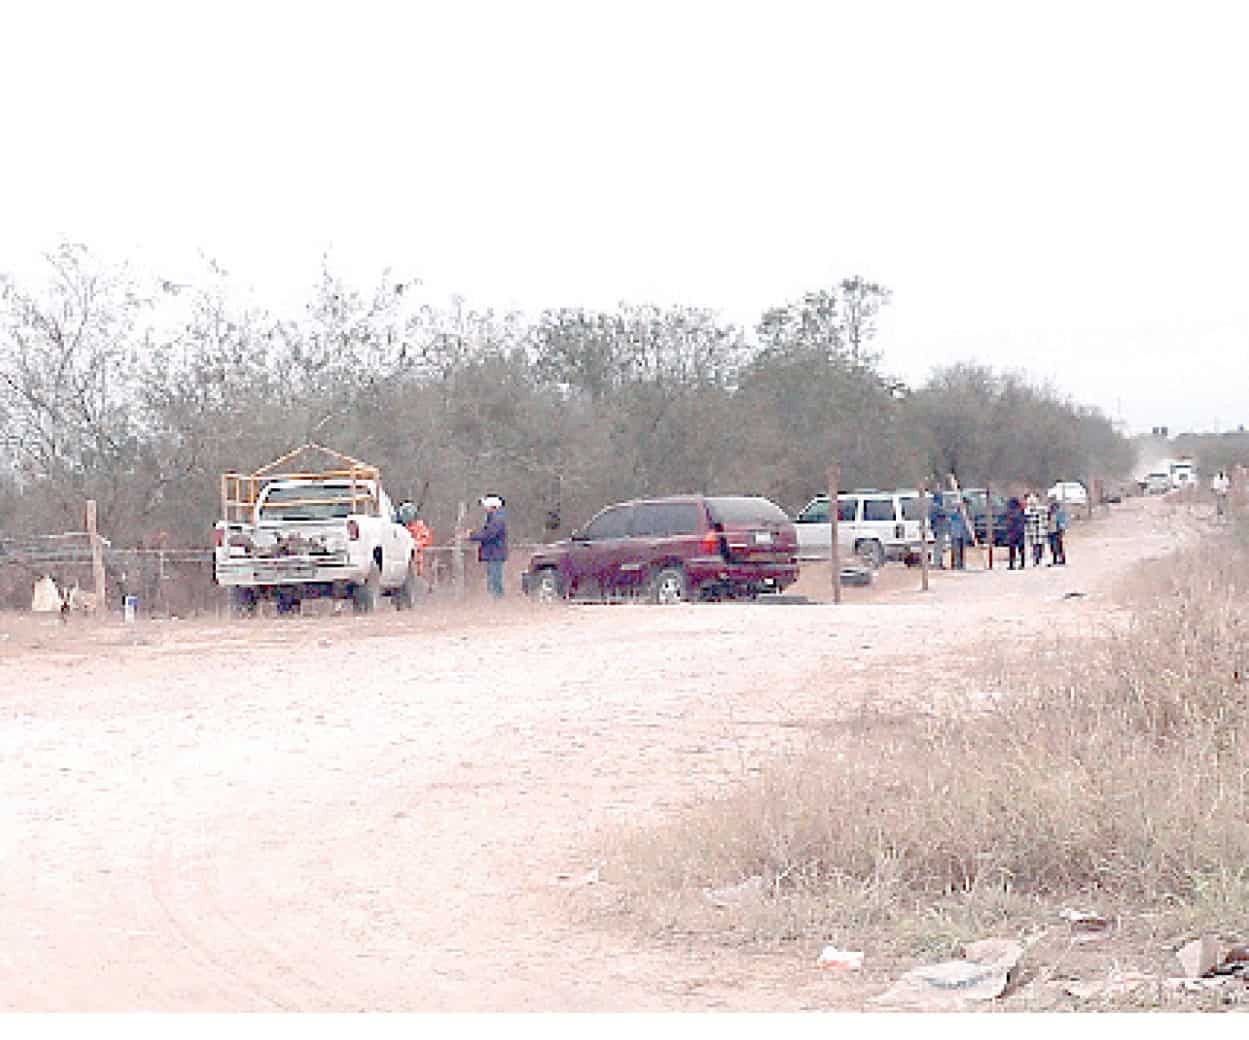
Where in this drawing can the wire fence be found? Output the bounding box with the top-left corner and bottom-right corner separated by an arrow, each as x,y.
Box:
0,532 -> 553,615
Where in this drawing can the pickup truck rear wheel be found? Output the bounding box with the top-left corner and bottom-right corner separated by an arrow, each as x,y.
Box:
229,587 -> 257,618
533,568 -> 562,604
396,557 -> 428,609
353,562 -> 383,614
650,566 -> 688,605
855,539 -> 885,569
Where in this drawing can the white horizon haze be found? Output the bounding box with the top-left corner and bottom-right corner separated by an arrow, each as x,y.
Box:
2,0 -> 1246,437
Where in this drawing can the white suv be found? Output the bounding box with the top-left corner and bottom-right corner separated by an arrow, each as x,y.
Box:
793,490 -> 927,567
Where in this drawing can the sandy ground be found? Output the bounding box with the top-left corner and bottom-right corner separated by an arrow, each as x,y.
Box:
0,495 -> 1207,1011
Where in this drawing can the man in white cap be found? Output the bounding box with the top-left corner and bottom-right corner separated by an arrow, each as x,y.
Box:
464,494 -> 508,598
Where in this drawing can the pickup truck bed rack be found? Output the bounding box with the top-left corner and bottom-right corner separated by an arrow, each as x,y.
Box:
221,443 -> 381,523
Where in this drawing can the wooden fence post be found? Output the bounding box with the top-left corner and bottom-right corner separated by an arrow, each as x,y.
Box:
86,499 -> 106,617
985,481 -> 994,570
920,480 -> 930,592
453,501 -> 467,600
828,464 -> 841,605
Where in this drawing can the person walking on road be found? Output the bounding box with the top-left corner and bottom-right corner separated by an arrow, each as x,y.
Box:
464,495 -> 508,598
1005,496 -> 1026,569
1213,470 -> 1230,520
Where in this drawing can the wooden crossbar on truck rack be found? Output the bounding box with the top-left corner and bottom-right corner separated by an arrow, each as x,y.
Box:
220,444 -> 383,524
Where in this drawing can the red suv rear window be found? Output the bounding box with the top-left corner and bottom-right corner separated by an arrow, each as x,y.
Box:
706,497 -> 790,526
633,502 -> 704,537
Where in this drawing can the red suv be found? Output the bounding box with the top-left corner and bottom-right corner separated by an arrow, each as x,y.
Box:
521,495 -> 799,604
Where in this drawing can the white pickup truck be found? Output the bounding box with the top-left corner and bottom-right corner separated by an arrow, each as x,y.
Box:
213,447 -> 424,616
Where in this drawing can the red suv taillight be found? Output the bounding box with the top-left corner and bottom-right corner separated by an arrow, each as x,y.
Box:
347,518 -> 360,541
700,529 -> 720,554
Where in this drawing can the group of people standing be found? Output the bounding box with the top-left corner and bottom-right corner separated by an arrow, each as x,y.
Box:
928,491 -> 1069,570
1005,493 -> 1068,569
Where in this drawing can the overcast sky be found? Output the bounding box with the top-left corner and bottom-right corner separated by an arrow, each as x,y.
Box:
3,1 -> 1246,435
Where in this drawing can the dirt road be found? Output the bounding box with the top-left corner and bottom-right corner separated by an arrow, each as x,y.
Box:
0,496 -> 1198,1010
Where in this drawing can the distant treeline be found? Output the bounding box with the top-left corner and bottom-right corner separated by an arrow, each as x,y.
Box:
0,243 -> 1138,546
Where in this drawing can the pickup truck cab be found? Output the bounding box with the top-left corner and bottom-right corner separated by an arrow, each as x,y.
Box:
214,475 -> 422,615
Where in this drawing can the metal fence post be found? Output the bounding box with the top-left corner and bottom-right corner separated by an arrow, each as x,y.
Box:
453,501 -> 466,600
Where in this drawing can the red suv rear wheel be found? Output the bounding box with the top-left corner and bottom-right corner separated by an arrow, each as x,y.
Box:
650,566 -> 688,605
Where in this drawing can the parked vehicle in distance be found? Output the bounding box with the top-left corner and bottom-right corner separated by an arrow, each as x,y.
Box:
521,495 -> 799,604
1169,459 -> 1196,489
793,490 -> 926,567
1048,481 -> 1089,506
1143,472 -> 1170,495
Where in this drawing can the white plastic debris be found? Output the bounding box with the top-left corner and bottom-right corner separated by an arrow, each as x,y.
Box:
31,576 -> 62,612
869,938 -> 1022,1010
818,946 -> 864,971
703,874 -> 765,908
1059,907 -> 1113,941
1176,935 -> 1220,979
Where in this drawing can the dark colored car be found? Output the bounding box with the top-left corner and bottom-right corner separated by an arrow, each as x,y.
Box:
521,495 -> 799,604
960,489 -> 1009,547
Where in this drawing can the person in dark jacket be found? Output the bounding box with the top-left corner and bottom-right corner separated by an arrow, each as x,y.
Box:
928,492 -> 949,569
465,494 -> 508,598
947,497 -> 969,570
1005,496 -> 1026,570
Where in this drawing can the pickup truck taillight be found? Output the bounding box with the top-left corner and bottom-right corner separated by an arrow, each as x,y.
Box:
346,518 -> 360,541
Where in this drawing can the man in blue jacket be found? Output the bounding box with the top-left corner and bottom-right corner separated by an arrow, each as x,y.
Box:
947,496 -> 969,570
929,493 -> 949,569
466,495 -> 508,598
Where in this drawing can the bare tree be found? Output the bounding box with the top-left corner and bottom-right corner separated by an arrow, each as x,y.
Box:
0,243 -> 149,526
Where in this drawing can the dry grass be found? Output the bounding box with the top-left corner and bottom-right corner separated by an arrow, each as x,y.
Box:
600,517 -> 1249,959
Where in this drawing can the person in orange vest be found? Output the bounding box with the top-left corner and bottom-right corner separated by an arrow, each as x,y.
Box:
405,513 -> 434,577
397,502 -> 434,577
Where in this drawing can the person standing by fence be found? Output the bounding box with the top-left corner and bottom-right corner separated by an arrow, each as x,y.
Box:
404,511 -> 434,577
1025,492 -> 1047,567
948,497 -> 969,570
1047,498 -> 1068,566
930,493 -> 949,569
1005,496 -> 1026,569
464,495 -> 508,598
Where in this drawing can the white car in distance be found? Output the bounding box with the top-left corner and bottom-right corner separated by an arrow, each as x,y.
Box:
1047,481 -> 1088,506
